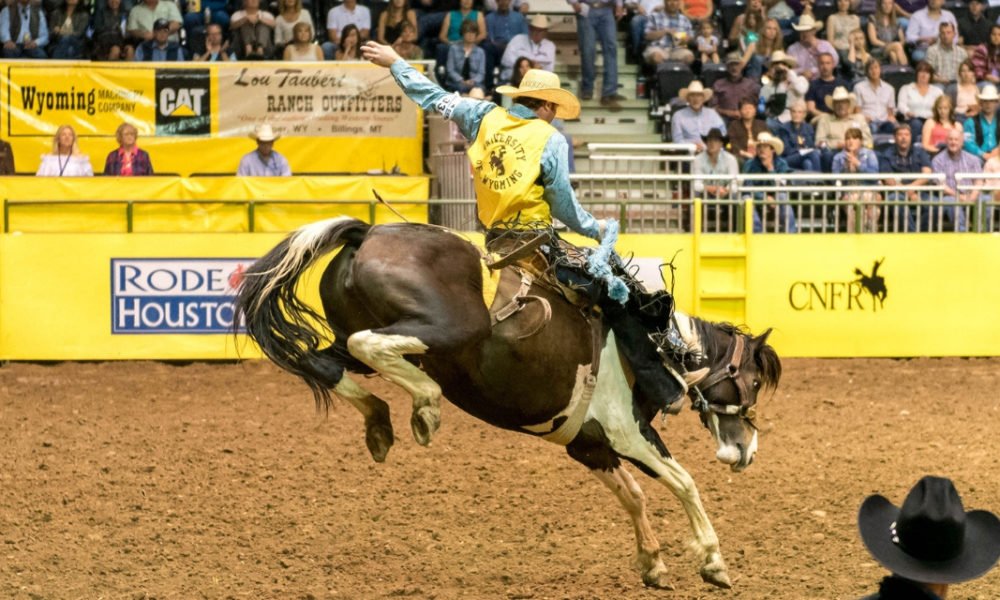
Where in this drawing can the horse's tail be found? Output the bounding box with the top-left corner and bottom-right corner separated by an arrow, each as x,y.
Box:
235,216 -> 371,410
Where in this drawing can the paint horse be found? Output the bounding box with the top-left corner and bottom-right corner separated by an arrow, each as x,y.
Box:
234,217 -> 781,590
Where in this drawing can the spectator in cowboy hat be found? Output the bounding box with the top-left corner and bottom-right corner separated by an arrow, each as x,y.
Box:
760,50 -> 809,126
237,124 -> 292,176
963,83 -> 1000,162
741,131 -> 797,233
671,80 -> 726,151
857,475 -> 1000,599
499,14 -> 555,84
710,51 -> 760,121
816,86 -> 872,171
691,127 -> 737,197
787,14 -> 839,81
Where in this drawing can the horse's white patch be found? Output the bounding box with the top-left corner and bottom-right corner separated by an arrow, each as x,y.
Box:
347,330 -> 438,397
523,364 -> 595,445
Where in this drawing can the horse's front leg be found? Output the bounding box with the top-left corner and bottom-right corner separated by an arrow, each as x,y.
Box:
591,466 -> 672,589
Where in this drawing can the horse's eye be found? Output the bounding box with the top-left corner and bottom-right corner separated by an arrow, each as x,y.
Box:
753,380 -> 761,389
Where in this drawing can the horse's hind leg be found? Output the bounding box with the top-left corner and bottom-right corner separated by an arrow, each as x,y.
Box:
332,374 -> 394,463
346,329 -> 442,446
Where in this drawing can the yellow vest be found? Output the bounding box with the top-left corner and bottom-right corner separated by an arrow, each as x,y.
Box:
466,107 -> 553,229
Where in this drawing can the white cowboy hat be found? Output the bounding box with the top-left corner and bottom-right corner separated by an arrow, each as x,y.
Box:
250,123 -> 281,142
792,14 -> 823,32
825,86 -> 857,111
978,84 -> 1000,102
769,50 -> 798,68
755,131 -> 784,156
679,80 -> 713,102
529,14 -> 550,29
495,69 -> 580,119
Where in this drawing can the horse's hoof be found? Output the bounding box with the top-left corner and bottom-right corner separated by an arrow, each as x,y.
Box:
700,559 -> 732,589
641,564 -> 674,590
411,406 -> 440,446
364,421 -> 394,463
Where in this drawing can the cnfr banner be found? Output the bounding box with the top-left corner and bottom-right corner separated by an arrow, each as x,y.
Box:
0,61 -> 423,175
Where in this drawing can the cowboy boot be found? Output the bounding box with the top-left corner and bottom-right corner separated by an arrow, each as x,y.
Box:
603,302 -> 686,413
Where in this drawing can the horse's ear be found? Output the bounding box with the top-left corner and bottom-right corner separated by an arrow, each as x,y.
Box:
753,328 -> 773,347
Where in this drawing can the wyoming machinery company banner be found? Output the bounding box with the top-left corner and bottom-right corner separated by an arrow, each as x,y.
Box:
0,62 -> 422,175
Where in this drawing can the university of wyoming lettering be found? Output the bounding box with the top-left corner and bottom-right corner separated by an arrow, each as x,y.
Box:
474,133 -> 527,192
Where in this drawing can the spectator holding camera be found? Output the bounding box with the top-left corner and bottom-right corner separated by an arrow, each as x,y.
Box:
760,50 -> 808,125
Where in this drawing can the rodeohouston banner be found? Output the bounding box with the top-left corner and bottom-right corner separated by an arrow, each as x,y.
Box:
0,61 -> 423,176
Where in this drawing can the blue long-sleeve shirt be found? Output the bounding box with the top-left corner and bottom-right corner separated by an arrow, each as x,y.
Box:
445,43 -> 486,92
388,59 -> 601,239
963,113 -> 998,159
0,3 -> 49,46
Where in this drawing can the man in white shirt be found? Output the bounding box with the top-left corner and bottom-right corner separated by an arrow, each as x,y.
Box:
323,0 -> 370,59
905,0 -> 957,62
499,14 -> 555,83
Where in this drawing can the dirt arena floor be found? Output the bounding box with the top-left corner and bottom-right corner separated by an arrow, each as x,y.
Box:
2,358 -> 999,600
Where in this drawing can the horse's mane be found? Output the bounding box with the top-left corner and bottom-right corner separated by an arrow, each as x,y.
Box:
691,318 -> 782,391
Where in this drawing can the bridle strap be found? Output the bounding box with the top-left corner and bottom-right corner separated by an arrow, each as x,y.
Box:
688,335 -> 759,428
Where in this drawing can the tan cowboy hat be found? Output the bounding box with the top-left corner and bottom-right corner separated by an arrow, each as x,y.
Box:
250,123 -> 280,142
679,80 -> 713,102
825,86 -> 857,111
769,50 -> 798,68
792,14 -> 823,32
529,14 -> 549,29
495,69 -> 580,119
978,84 -> 1000,102
755,131 -> 784,156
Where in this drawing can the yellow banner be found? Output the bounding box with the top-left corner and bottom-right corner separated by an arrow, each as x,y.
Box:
0,62 -> 424,176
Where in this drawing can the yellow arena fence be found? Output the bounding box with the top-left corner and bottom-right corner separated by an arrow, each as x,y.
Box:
2,190 -> 998,360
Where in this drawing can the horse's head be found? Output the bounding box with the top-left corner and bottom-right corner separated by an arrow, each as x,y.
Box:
679,318 -> 782,472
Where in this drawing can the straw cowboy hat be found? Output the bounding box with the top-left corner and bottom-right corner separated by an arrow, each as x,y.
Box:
769,50 -> 798,68
858,476 -> 1000,584
529,14 -> 550,29
825,86 -> 857,111
792,14 -> 823,32
495,69 -> 580,119
754,131 -> 784,156
250,123 -> 281,142
977,83 -> 1000,102
679,80 -> 713,102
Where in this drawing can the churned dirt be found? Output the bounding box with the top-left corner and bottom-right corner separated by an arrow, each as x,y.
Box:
1,358 -> 999,600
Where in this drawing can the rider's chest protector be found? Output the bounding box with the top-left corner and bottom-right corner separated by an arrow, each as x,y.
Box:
467,108 -> 552,228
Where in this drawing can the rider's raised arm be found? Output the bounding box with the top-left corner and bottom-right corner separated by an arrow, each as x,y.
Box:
387,59 -> 497,142
540,132 -> 602,241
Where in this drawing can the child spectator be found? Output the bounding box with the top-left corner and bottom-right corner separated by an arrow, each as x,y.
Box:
695,19 -> 719,64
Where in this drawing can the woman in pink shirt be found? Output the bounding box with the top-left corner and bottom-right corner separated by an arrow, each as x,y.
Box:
921,95 -> 961,154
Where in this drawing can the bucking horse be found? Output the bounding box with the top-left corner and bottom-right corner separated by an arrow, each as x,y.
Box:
234,216 -> 781,590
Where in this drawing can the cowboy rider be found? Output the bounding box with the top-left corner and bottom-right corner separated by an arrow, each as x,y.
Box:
362,40 -> 686,414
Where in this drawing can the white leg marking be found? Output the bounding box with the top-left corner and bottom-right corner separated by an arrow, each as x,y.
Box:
592,467 -> 672,589
346,329 -> 442,446
586,334 -> 727,585
333,374 -> 379,417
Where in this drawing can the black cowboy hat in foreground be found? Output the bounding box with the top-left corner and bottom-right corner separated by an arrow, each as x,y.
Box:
858,476 -> 1000,584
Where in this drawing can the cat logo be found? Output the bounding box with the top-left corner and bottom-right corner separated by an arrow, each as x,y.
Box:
155,69 -> 210,136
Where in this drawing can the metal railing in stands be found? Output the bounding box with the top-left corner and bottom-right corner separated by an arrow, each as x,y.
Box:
586,143 -> 698,176
5,175 -> 998,234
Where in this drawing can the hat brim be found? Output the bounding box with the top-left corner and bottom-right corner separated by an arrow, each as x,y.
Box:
772,56 -> 798,68
858,495 -> 1000,585
978,94 -> 1000,102
825,95 -> 856,111
679,88 -> 713,102
791,21 -> 822,32
250,133 -> 281,142
495,85 -> 580,119
757,137 -> 784,156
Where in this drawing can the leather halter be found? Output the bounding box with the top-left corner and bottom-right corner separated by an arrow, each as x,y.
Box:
688,335 -> 759,428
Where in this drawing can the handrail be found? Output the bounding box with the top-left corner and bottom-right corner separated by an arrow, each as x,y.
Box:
586,143 -> 698,153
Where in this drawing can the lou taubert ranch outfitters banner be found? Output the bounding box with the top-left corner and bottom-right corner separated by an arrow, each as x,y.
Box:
0,62 -> 423,175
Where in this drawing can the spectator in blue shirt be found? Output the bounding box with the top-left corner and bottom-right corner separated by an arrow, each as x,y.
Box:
778,100 -> 822,172
833,127 -> 882,232
484,0 -> 527,88
446,19 -> 486,94
0,0 -> 49,58
878,124 -> 932,232
134,18 -> 184,60
963,84 -> 1000,162
742,132 -> 798,233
